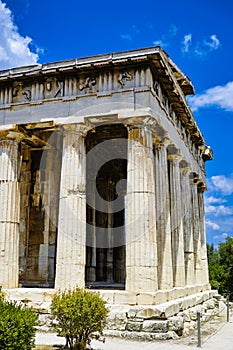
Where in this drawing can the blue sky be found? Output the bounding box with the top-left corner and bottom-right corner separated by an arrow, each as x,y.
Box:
0,0 -> 233,246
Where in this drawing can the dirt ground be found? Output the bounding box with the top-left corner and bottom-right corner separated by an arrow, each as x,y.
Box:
34,314 -> 233,350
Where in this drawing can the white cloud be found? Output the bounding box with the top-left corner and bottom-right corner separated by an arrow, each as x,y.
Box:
204,35 -> 220,51
182,34 -> 192,53
206,219 -> 220,231
205,204 -> 233,216
120,25 -> 140,41
213,233 -> 228,241
209,218 -> 233,237
0,45 -> 8,60
205,196 -> 226,205
0,1 -> 39,69
215,205 -> 233,216
182,33 -> 221,58
205,204 -> 218,214
188,82 -> 233,112
153,24 -> 178,48
209,175 -> 233,195
169,24 -> 178,36
205,176 -> 233,219
153,40 -> 167,47
120,33 -> 132,41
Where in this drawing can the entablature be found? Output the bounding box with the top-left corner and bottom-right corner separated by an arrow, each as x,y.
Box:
0,47 -> 212,165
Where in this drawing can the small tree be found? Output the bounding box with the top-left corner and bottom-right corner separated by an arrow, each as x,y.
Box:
0,296 -> 38,350
207,239 -> 233,300
51,288 -> 108,350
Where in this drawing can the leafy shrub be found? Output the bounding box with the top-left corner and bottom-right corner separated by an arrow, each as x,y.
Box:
0,297 -> 38,350
0,286 -> 5,300
207,239 -> 233,300
51,288 -> 108,350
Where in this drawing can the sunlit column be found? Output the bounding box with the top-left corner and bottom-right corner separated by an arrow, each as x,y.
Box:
55,124 -> 87,289
125,124 -> 158,292
180,164 -> 195,286
168,154 -> 185,287
0,138 -> 20,288
190,174 -> 202,285
198,185 -> 209,286
154,140 -> 173,289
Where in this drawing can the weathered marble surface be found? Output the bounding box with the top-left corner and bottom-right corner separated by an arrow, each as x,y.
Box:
0,47 -> 211,293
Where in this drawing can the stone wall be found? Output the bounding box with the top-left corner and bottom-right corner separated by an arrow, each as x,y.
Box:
3,288 -> 227,340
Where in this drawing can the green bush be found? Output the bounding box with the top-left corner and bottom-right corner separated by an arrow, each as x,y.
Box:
0,297 -> 38,350
51,288 -> 108,350
0,286 -> 5,300
207,239 -> 233,300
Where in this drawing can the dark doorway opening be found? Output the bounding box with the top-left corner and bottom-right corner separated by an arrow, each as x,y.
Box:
85,124 -> 127,289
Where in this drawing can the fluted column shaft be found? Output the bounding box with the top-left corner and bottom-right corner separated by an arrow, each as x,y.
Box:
125,125 -> 158,292
190,179 -> 202,284
86,178 -> 96,282
198,188 -> 209,286
0,139 -> 20,288
55,125 -> 86,289
169,155 -> 185,287
180,168 -> 195,285
155,142 -> 173,289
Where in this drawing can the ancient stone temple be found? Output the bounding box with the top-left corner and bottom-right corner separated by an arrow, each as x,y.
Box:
0,46 -> 212,300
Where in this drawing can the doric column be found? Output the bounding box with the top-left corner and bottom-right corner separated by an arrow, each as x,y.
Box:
86,179 -> 96,282
168,154 -> 185,287
0,138 -> 20,288
154,141 -> 173,289
180,165 -> 195,286
190,175 -> 202,285
198,186 -> 209,286
125,125 -> 158,292
55,125 -> 87,289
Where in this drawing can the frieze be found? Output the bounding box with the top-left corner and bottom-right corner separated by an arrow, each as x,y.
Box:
12,83 -> 32,103
0,69 -> 137,105
153,81 -> 160,96
22,89 -> 31,101
79,77 -> 96,93
44,78 -> 64,99
118,71 -> 133,88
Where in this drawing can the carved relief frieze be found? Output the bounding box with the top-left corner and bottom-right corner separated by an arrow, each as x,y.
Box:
3,68 -> 136,105
12,83 -> 31,103
79,77 -> 97,93
162,94 -> 168,109
44,78 -> 64,99
22,89 -> 31,101
153,81 -> 160,96
118,71 -> 133,88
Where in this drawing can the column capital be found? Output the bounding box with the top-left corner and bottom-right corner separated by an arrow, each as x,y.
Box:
127,121 -> 153,133
0,125 -> 22,142
167,152 -> 182,163
126,116 -> 167,133
125,116 -> 152,129
62,123 -> 90,136
167,143 -> 182,162
0,124 -> 50,148
179,159 -> 191,175
189,172 -> 202,186
197,182 -> 207,193
154,136 -> 171,149
127,123 -> 153,149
